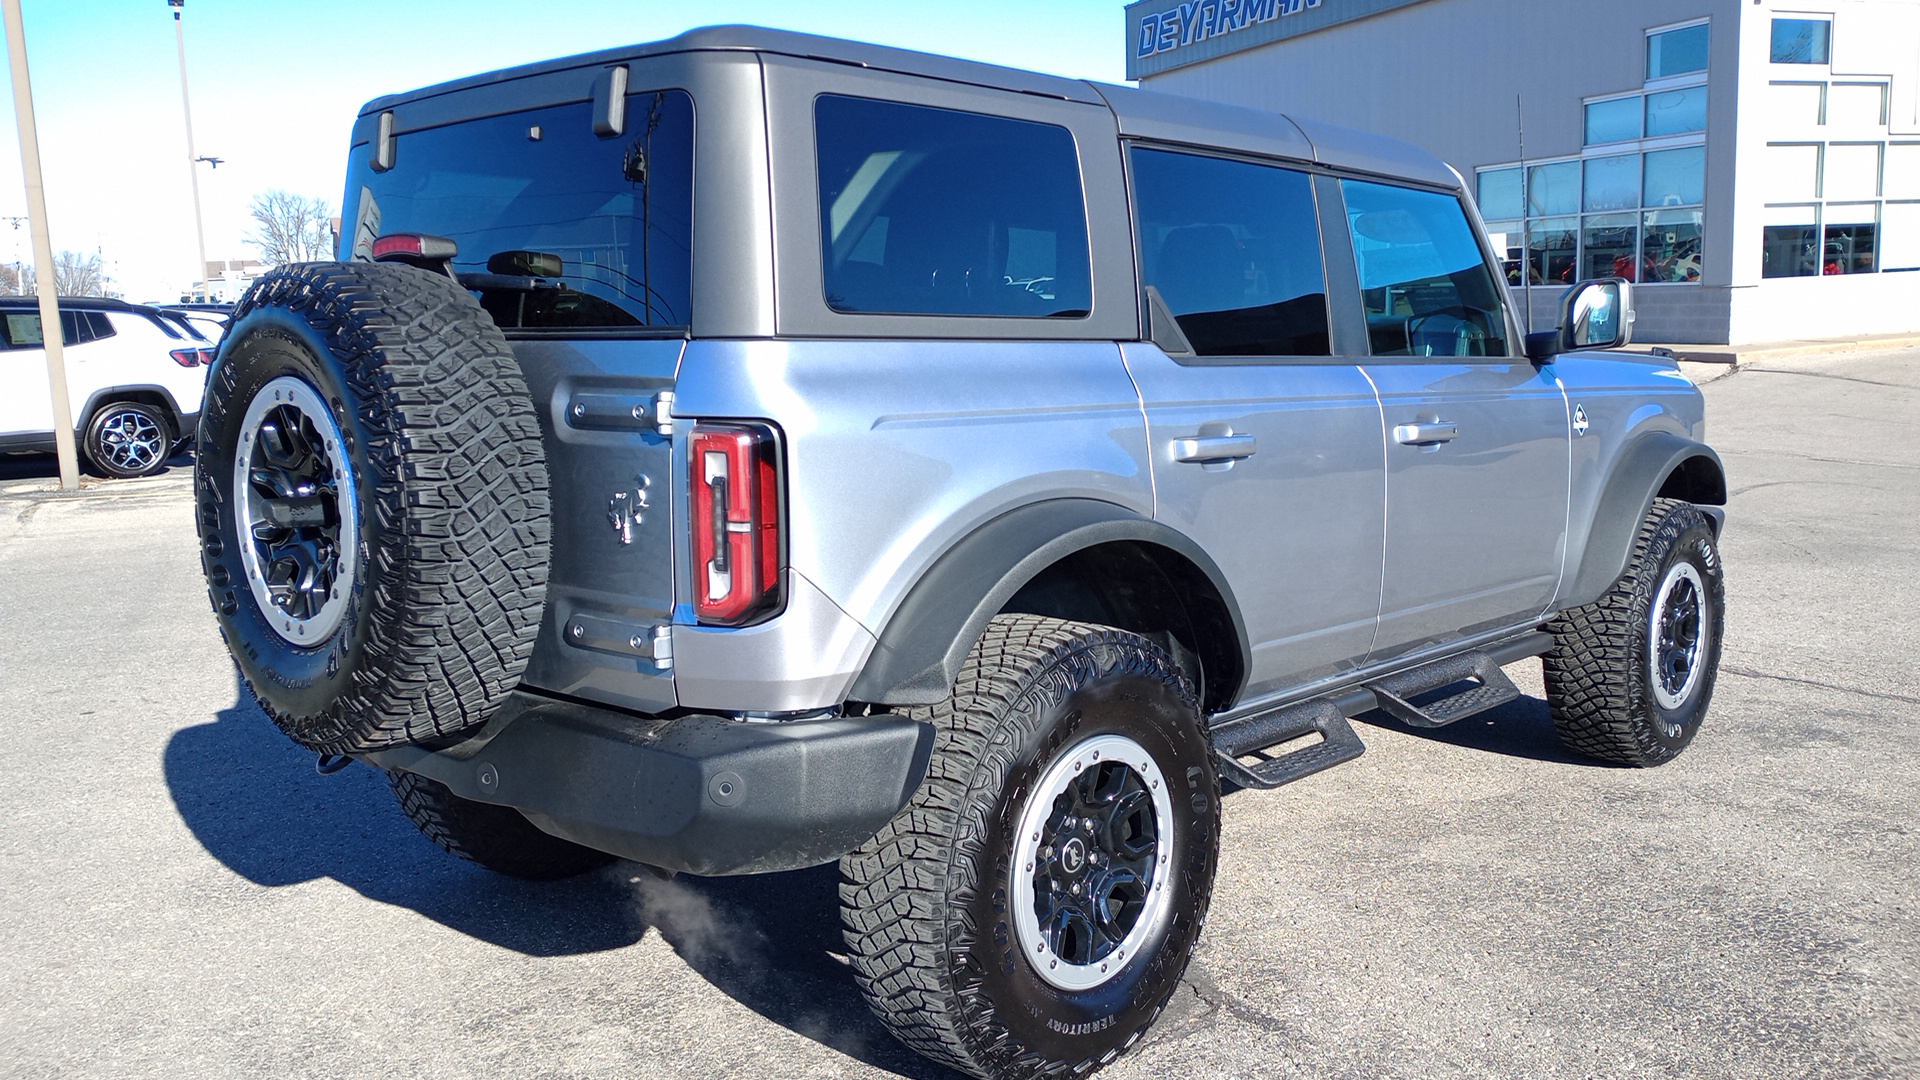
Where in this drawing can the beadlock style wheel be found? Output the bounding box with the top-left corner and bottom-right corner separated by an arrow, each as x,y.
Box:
233,376 -> 358,646
1010,733 -> 1176,992
1649,560 -> 1708,714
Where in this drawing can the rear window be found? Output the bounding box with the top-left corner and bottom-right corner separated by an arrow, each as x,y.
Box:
347,89 -> 693,330
815,95 -> 1091,318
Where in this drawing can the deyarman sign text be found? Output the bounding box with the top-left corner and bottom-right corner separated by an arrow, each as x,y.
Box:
1136,0 -> 1325,61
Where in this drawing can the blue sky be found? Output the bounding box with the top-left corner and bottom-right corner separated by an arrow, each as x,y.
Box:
0,0 -> 1130,301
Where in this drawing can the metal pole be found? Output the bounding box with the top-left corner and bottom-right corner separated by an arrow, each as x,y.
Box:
172,0 -> 209,300
3,0 -> 80,489
1517,93 -> 1534,334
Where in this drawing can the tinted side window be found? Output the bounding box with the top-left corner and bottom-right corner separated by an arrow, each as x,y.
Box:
816,95 -> 1090,318
1,311 -> 82,348
1132,148 -> 1329,357
87,312 -> 118,341
355,89 -> 693,329
1342,180 -> 1512,358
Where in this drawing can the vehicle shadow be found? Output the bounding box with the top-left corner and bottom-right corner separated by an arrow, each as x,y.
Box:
1350,692 -> 1613,766
163,684 -> 957,1079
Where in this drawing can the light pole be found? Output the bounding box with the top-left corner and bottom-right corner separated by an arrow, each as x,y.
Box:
170,0 -> 210,301
3,0 -> 80,488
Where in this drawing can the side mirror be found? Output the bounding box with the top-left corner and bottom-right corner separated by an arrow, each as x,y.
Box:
1526,277 -> 1635,361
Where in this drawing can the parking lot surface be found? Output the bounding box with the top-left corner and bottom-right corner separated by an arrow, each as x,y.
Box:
2,346 -> 1915,1079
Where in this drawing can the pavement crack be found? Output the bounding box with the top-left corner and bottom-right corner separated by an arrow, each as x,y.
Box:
1723,665 -> 1920,707
1741,367 -> 1919,391
1733,449 -> 1920,472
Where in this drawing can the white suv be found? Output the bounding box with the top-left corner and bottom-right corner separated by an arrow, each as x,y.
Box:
0,298 -> 212,478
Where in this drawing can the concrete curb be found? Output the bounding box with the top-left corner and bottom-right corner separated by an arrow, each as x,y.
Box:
1640,333 -> 1920,367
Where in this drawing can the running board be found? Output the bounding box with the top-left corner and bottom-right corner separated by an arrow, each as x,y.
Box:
1209,632 -> 1552,790
1366,651 -> 1522,729
1211,698 -> 1366,790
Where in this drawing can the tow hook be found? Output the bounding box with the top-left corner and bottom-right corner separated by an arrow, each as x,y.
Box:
315,753 -> 353,775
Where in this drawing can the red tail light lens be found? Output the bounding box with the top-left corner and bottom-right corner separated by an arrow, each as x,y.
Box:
689,422 -> 782,626
170,348 -> 213,367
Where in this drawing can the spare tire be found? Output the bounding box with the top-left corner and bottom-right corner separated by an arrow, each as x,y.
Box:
195,261 -> 550,754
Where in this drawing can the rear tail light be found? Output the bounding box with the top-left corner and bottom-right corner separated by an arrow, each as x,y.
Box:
689,422 -> 783,626
170,348 -> 214,367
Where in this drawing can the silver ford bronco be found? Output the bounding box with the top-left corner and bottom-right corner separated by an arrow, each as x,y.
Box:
195,26 -> 1726,1080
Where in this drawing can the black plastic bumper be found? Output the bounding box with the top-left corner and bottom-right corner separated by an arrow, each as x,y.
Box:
361,692 -> 934,876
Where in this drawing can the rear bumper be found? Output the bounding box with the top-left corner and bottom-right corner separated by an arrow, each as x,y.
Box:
362,691 -> 933,876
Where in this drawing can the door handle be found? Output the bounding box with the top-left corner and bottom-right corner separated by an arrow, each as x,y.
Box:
1172,433 -> 1258,463
1392,421 -> 1459,446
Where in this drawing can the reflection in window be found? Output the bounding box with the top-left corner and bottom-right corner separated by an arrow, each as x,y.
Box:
1583,214 -> 1639,281
1771,18 -> 1831,64
1762,205 -> 1819,278
1824,205 -> 1878,274
1342,179 -> 1511,357
815,96 -> 1090,318
1477,167 -> 1522,220
1585,97 -> 1641,145
1583,154 -> 1641,212
1483,220 -> 1525,284
1528,217 -> 1579,285
1645,86 -> 1707,137
1645,146 -> 1706,207
1528,161 -> 1580,216
1642,209 -> 1704,282
1648,23 -> 1709,80
1131,148 -> 1329,356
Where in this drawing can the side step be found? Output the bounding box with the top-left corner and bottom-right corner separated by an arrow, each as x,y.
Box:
1208,632 -> 1551,790
1366,652 -> 1522,729
1211,698 -> 1366,790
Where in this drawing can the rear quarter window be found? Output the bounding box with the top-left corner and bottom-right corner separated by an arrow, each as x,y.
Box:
815,95 -> 1091,319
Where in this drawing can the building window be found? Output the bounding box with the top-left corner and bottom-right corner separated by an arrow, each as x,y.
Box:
1585,97 -> 1642,145
1477,167 -> 1522,221
1643,209 -> 1704,282
1762,206 -> 1819,278
1647,23 -> 1709,81
1644,86 -> 1707,137
1583,154 -> 1641,212
1645,146 -> 1706,207
1527,161 -> 1580,216
1771,18 -> 1831,65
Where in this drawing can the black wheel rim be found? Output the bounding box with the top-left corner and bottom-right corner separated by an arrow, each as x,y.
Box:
97,408 -> 166,474
234,376 -> 357,645
1012,733 -> 1174,991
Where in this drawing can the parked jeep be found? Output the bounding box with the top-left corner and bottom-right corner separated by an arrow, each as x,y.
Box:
195,27 -> 1726,1080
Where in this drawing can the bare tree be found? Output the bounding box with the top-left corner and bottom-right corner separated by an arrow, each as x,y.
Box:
52,250 -> 109,296
0,262 -> 31,295
248,190 -> 336,265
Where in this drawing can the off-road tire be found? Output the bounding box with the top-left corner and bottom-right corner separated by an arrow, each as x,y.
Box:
1544,497 -> 1724,765
83,399 -> 173,478
195,261 -> 550,754
389,771 -> 613,881
840,615 -> 1219,1080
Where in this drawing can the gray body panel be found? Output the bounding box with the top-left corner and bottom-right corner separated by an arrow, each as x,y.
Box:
1121,343 -> 1385,696
347,27 -> 1721,731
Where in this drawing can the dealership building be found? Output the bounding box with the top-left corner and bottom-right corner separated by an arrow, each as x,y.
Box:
1126,0 -> 1920,344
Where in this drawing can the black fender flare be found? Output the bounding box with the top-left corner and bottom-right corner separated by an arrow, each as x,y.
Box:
847,498 -> 1250,706
1563,431 -> 1726,608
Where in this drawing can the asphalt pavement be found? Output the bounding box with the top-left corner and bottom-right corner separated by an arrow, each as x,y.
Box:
1,346 -> 1915,1080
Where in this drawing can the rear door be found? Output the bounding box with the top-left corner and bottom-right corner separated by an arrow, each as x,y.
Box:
1335,178 -> 1570,660
1123,147 -> 1385,700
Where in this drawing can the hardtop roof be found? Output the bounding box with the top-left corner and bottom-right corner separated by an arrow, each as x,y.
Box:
358,24 -> 1456,190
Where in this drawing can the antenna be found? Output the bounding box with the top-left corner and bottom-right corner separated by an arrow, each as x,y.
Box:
1517,93 -> 1534,333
